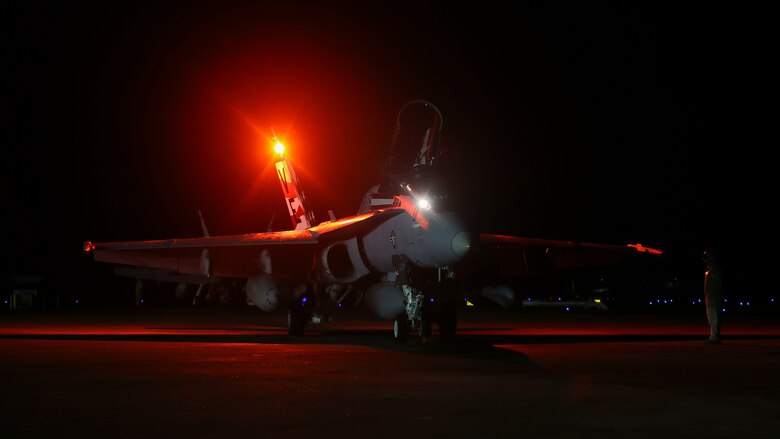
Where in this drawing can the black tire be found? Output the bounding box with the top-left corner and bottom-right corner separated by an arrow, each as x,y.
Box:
288,307 -> 307,336
393,316 -> 408,343
419,316 -> 433,337
437,302 -> 458,337
419,300 -> 433,337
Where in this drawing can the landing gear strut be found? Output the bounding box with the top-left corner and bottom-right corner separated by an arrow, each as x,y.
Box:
394,285 -> 454,342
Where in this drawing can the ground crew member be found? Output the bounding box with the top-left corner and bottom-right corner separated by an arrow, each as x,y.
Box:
703,248 -> 722,344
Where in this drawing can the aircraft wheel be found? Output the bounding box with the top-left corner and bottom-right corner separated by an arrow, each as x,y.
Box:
288,307 -> 307,336
393,316 -> 408,343
437,302 -> 458,337
419,300 -> 433,337
419,316 -> 432,337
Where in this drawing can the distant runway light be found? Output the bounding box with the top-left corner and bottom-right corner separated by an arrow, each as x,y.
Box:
565,307 -> 570,312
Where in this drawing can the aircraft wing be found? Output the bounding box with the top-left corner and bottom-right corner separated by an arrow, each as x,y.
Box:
86,230 -> 318,280
84,209 -> 405,280
459,233 -> 662,281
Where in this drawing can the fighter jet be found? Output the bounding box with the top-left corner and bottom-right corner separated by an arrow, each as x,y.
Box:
83,100 -> 662,341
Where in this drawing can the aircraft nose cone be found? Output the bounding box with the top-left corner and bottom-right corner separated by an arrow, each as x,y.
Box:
451,231 -> 472,258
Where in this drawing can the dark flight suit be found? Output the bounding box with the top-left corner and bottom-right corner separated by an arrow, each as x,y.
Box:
703,249 -> 722,344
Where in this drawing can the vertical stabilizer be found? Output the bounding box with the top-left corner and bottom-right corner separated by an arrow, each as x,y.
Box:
274,146 -> 315,230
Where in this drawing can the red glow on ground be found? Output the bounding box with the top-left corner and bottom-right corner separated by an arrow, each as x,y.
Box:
0,324 -> 283,336
3,309 -> 779,338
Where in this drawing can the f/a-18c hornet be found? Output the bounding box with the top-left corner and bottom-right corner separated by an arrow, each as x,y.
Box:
83,100 -> 662,342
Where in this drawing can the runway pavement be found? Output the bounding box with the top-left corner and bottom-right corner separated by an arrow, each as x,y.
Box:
1,305 -> 779,438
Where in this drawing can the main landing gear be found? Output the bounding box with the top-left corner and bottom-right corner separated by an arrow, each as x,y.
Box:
288,306 -> 308,336
287,288 -> 332,336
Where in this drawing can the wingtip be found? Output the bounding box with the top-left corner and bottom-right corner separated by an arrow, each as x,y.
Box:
627,243 -> 663,255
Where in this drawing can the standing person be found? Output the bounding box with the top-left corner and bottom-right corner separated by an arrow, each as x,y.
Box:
703,248 -> 722,344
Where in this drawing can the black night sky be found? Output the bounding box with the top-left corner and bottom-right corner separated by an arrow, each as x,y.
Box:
3,2 -> 774,300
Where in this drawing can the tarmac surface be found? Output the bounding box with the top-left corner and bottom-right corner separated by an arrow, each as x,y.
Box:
2,305 -> 779,438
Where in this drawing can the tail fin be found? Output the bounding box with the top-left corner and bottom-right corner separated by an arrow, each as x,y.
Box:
273,140 -> 315,230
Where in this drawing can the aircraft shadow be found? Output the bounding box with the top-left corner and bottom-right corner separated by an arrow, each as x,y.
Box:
3,330 -> 777,369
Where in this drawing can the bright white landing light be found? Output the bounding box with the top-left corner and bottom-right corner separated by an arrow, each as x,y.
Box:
417,199 -> 432,210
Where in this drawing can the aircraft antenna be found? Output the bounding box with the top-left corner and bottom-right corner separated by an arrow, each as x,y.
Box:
198,209 -> 210,237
